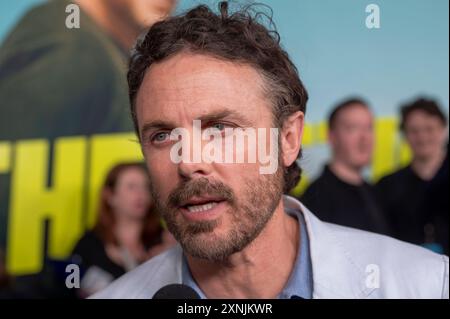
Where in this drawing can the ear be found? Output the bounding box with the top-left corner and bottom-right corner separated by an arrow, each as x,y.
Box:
327,127 -> 337,149
280,111 -> 304,167
103,188 -> 115,207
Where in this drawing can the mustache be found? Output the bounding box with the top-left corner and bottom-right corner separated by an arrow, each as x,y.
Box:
167,177 -> 235,208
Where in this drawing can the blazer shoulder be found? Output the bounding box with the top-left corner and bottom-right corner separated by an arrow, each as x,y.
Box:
327,223 -> 449,298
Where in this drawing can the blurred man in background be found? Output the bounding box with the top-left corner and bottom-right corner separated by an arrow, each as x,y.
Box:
376,98 -> 448,254
0,0 -> 176,140
0,0 -> 176,298
301,98 -> 390,235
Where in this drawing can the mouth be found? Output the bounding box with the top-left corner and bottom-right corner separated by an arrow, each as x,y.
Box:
178,196 -> 228,222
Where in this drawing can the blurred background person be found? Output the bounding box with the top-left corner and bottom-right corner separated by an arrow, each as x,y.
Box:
0,0 -> 177,141
376,98 -> 448,254
71,163 -> 176,298
422,145 -> 449,255
300,98 -> 390,235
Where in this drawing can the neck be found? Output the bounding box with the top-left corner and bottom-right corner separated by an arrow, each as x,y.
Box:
411,150 -> 445,181
186,199 -> 299,298
75,0 -> 141,51
329,160 -> 364,185
114,214 -> 143,247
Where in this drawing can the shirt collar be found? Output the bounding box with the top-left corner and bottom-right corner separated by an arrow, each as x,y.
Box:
278,207 -> 313,299
181,205 -> 313,299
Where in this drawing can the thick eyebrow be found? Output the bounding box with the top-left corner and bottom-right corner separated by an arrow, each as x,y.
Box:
139,108 -> 254,139
197,109 -> 253,127
140,120 -> 176,141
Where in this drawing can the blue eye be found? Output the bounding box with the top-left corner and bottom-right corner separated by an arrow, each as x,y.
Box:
152,132 -> 169,143
211,123 -> 225,131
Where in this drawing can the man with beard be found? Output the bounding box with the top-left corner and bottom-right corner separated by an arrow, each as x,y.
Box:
92,2 -> 448,299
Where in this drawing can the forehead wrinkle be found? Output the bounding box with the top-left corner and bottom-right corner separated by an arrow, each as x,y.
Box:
136,53 -> 273,130
142,52 -> 268,99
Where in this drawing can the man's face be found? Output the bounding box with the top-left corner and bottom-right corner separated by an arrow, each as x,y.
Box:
404,110 -> 447,160
135,53 -> 285,261
329,104 -> 374,170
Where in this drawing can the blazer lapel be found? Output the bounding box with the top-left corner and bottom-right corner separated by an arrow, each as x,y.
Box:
284,196 -> 377,299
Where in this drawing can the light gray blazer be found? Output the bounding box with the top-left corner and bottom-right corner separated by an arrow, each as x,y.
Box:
91,196 -> 449,299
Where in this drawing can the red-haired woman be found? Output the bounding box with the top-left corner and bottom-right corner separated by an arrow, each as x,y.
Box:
71,163 -> 176,297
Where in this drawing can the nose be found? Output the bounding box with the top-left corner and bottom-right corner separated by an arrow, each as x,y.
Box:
174,120 -> 217,179
177,160 -> 213,179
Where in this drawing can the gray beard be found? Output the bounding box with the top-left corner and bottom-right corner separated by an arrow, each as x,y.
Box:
151,168 -> 284,262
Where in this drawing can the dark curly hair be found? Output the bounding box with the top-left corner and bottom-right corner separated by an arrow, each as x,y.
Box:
128,1 -> 308,193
